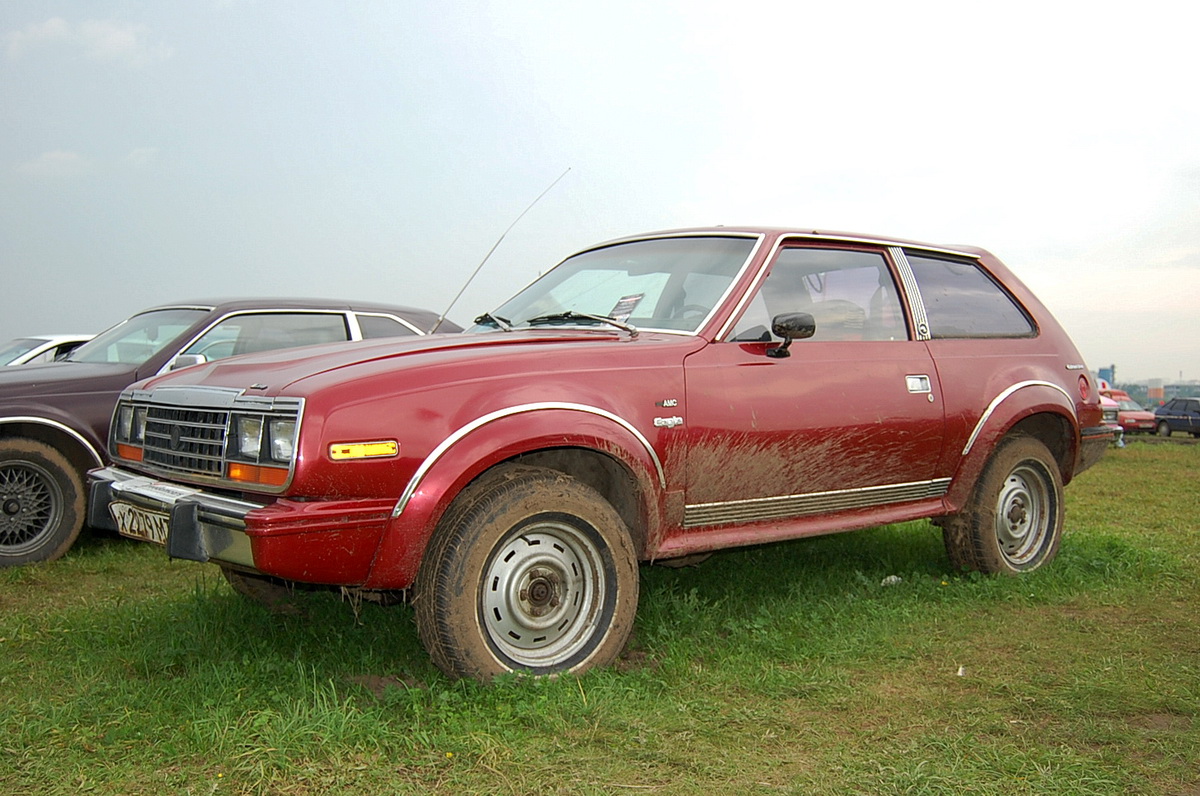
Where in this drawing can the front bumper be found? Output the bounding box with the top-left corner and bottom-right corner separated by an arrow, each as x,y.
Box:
89,466 -> 396,585
89,466 -> 262,567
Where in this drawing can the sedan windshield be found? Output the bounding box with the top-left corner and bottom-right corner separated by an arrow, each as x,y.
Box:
0,338 -> 40,365
475,236 -> 756,334
68,308 -> 208,366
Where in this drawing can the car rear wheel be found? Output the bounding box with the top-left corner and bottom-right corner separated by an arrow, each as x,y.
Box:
1157,421 -> 1172,437
943,434 -> 1064,574
0,439 -> 85,567
414,465 -> 638,681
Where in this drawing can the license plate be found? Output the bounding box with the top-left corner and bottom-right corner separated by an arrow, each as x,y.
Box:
110,502 -> 171,544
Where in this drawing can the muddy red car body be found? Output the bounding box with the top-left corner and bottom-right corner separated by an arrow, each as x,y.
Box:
89,227 -> 1110,680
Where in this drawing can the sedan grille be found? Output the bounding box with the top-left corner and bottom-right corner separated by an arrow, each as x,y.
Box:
142,407 -> 229,475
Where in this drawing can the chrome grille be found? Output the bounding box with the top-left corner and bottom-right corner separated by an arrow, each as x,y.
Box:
142,407 -> 229,475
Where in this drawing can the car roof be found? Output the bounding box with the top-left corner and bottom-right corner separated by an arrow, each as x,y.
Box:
132,298 -> 455,333
587,226 -> 989,259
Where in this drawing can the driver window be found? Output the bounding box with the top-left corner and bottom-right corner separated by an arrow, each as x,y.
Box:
182,312 -> 349,362
730,248 -> 907,342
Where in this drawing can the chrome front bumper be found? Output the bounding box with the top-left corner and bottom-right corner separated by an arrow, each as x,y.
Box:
88,466 -> 264,567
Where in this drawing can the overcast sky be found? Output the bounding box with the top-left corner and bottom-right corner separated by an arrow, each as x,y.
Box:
2,1 -> 1196,383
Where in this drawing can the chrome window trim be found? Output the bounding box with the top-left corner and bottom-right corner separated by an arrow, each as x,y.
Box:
888,247 -> 931,341
392,402 -> 667,518
962,380 -> 1075,456
0,417 -> 104,468
684,477 -> 952,528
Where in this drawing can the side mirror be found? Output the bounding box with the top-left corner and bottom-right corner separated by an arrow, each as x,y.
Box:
169,354 -> 207,370
766,312 -> 816,359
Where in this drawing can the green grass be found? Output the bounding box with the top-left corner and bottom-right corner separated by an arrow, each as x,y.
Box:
2,442 -> 1197,794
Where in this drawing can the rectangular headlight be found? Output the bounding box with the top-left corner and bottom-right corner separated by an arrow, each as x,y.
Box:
116,404 -> 148,443
116,404 -> 133,442
268,418 -> 297,462
233,415 -> 264,459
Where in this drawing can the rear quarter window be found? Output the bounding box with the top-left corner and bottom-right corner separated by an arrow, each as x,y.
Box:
906,252 -> 1034,338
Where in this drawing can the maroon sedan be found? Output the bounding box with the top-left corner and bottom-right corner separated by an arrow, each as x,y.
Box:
90,228 -> 1110,680
1,298 -> 455,567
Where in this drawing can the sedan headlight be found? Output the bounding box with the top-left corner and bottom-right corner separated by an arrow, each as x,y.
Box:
233,415 -> 264,458
269,418 -> 297,462
115,403 -> 148,444
228,413 -> 298,464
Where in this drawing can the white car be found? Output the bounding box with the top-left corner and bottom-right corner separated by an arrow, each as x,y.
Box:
0,335 -> 94,366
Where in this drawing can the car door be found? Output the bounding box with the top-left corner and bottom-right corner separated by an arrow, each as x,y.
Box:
681,244 -> 946,529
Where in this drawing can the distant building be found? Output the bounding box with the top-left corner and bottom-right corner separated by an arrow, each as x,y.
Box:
1164,381 -> 1200,400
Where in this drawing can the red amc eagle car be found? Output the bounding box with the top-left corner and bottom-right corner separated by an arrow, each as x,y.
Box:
89,228 -> 1111,681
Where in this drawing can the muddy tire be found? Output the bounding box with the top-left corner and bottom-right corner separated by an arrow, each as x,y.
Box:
943,434 -> 1064,574
414,465 -> 638,681
0,439 -> 85,567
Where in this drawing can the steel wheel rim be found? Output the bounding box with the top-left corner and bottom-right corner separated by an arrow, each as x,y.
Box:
994,462 -> 1051,566
0,460 -> 64,554
481,519 -> 606,669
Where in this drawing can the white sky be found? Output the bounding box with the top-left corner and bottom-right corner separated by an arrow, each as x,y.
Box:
2,1 -> 1196,383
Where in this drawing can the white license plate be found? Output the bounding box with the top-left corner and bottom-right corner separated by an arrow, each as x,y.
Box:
110,502 -> 171,544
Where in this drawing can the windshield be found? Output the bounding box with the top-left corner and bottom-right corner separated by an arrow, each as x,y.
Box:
474,236 -> 756,334
68,308 -> 208,366
1117,399 -> 1146,411
0,338 -> 41,365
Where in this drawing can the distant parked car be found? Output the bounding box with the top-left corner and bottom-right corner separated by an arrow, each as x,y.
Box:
1099,389 -> 1156,434
1154,397 -> 1200,437
0,298 -> 458,567
1,334 -> 93,366
1100,394 -> 1124,447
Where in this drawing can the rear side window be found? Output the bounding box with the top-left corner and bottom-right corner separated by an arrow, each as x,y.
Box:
906,252 -> 1034,338
357,313 -> 420,339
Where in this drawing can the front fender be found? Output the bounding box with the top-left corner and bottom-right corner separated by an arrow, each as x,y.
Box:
362,403 -> 667,589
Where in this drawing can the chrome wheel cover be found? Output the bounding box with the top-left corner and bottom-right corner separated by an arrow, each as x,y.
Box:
481,519 -> 606,669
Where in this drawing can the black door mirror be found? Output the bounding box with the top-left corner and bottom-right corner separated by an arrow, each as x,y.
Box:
766,312 -> 816,358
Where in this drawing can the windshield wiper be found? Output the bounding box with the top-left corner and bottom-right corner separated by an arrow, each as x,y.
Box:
473,312 -> 513,332
525,311 -> 638,337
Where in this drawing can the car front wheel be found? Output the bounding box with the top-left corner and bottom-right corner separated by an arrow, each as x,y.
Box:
0,439 -> 85,567
943,434 -> 1064,574
1157,421 -> 1172,437
414,465 -> 638,681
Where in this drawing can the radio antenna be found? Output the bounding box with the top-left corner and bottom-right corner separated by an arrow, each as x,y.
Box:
429,167 -> 572,333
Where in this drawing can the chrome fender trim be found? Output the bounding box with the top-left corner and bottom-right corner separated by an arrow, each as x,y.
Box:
1,416 -> 104,468
392,402 -> 666,518
962,380 -> 1075,456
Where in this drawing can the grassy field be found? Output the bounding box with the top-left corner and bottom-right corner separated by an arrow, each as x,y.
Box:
2,442 -> 1197,795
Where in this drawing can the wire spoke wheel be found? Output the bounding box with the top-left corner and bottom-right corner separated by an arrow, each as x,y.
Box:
0,460 -> 64,554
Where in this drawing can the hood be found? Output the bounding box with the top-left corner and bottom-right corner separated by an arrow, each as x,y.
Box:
133,329 -> 695,396
0,359 -> 137,401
